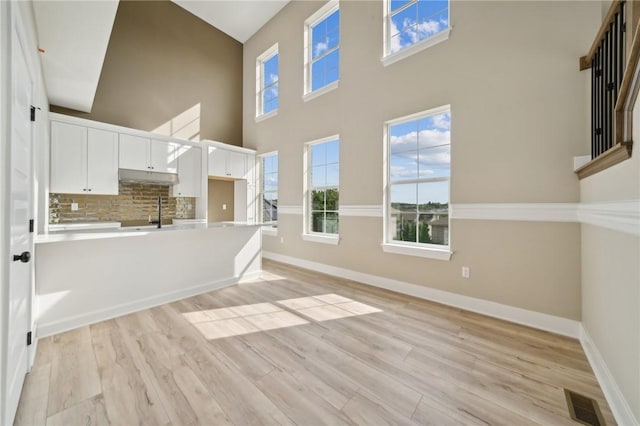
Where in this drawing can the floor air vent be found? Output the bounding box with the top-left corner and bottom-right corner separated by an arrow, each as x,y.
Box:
565,389 -> 606,426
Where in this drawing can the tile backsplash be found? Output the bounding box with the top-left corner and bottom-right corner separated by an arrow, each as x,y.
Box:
49,182 -> 196,224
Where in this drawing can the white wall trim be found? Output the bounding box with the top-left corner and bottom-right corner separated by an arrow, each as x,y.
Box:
277,202 -> 639,235
278,205 -> 302,215
578,200 -> 640,236
580,325 -> 639,426
339,205 -> 383,217
36,271 -> 261,338
450,203 -> 579,222
263,251 -> 580,338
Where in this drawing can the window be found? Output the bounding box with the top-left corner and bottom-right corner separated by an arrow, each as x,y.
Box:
384,105 -> 451,260
260,152 -> 278,225
304,136 -> 339,244
383,0 -> 450,65
256,44 -> 279,119
304,1 -> 340,100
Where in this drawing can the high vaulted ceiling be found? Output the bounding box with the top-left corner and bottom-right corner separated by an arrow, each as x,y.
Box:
171,0 -> 290,43
33,0 -> 289,113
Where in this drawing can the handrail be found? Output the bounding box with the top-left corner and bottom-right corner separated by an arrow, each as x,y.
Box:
615,17 -> 640,144
576,18 -> 639,179
580,0 -> 624,71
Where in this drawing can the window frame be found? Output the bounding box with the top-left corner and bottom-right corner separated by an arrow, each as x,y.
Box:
255,43 -> 279,121
258,151 -> 279,235
303,134 -> 340,245
303,0 -> 340,102
382,105 -> 452,261
382,0 -> 451,67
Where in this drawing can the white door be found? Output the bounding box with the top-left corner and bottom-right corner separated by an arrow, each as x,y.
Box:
87,128 -> 118,194
6,22 -> 34,425
49,121 -> 87,193
151,139 -> 178,173
119,133 -> 150,171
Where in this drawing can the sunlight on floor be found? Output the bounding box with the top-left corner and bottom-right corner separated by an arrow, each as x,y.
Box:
183,294 -> 383,340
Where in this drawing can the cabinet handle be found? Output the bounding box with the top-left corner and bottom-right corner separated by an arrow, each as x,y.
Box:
88,188 -> 92,192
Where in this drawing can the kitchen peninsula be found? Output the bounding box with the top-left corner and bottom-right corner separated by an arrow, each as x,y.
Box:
35,222 -> 262,337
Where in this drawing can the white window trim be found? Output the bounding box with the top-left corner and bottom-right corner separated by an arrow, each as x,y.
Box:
382,104 -> 452,261
262,225 -> 278,237
303,134 -> 340,243
303,0 -> 340,98
382,242 -> 452,260
258,150 -> 279,226
256,43 -> 279,119
255,109 -> 278,123
382,0 -> 451,67
302,233 -> 340,245
303,80 -> 339,103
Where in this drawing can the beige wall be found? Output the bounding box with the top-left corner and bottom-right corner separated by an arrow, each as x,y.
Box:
580,101 -> 640,420
208,179 -> 235,222
52,0 -> 243,146
243,1 -> 601,320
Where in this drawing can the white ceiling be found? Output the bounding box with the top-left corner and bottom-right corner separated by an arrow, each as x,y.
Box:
33,0 -> 119,113
171,0 -> 290,43
32,0 -> 287,113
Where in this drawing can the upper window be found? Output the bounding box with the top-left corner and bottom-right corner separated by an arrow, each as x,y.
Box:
304,136 -> 340,242
383,0 -> 450,65
304,1 -> 340,98
256,44 -> 279,119
384,106 -> 450,258
260,152 -> 278,224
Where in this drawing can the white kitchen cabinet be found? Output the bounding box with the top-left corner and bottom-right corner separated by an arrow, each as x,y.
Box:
119,134 -> 178,173
208,147 -> 247,179
174,145 -> 201,197
50,121 -> 118,195
245,154 -> 256,186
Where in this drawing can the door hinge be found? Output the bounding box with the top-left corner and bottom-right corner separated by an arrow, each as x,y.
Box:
30,106 -> 36,122
27,331 -> 32,346
29,219 -> 34,233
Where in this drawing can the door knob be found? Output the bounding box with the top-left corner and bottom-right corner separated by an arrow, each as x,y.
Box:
13,251 -> 31,263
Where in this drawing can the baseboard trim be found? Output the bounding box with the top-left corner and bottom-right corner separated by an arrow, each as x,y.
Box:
35,271 -> 262,338
580,325 -> 639,426
263,251 -> 580,338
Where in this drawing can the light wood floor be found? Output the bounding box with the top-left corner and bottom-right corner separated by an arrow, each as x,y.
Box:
15,260 -> 614,425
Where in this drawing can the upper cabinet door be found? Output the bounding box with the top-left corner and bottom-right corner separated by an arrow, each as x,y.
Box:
50,121 -> 87,194
208,147 -> 227,177
87,128 -> 119,195
227,151 -> 247,179
175,145 -> 201,197
151,139 -> 178,173
119,134 -> 150,171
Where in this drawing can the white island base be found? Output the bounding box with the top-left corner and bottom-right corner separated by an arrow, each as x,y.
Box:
35,223 -> 262,337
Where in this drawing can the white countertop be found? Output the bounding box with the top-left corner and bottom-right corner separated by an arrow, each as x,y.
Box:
36,222 -> 264,244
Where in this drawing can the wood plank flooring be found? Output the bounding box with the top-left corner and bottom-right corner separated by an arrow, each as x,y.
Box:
14,260 -> 615,425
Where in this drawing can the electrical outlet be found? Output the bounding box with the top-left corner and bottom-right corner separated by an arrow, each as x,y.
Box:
71,202 -> 78,211
462,266 -> 470,279
280,237 -> 284,244
222,204 -> 227,210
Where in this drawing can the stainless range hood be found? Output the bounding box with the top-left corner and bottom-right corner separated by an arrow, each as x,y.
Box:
118,169 -> 179,186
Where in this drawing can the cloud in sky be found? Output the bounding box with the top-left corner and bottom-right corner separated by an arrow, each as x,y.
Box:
315,39 -> 329,57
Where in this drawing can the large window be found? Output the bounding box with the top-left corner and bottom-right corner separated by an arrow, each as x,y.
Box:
304,1 -> 340,98
304,136 -> 339,243
260,152 -> 278,224
256,44 -> 279,119
384,106 -> 450,259
383,0 -> 450,64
